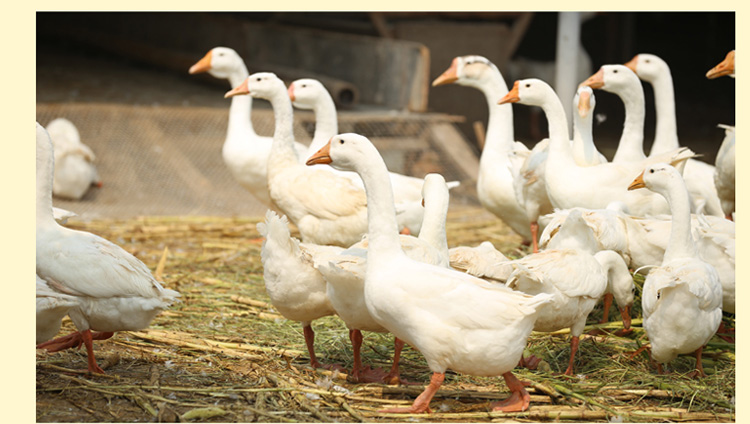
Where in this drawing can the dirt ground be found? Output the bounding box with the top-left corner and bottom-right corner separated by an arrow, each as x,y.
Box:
35,212 -> 735,423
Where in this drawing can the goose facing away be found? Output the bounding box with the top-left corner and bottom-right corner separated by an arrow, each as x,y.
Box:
35,123 -> 180,374
307,133 -> 553,414
46,118 -> 101,200
627,164 -> 723,377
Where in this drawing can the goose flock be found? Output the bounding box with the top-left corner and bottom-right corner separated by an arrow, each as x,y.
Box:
36,45 -> 734,414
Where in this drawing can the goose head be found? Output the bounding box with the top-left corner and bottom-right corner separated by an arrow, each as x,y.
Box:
288,78 -> 326,110
498,78 -> 555,108
706,50 -> 735,79
623,53 -> 669,83
422,173 -> 448,208
574,85 -> 596,119
306,133 -> 376,173
189,47 -> 243,79
225,72 -> 284,101
432,55 -> 499,88
627,162 -> 681,194
581,64 -> 640,95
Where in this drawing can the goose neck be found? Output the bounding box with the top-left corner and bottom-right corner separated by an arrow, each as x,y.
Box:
475,76 -> 515,154
539,93 -> 570,142
266,88 -> 300,162
611,87 -> 646,162
417,199 -> 449,260
309,97 -> 338,152
660,177 -> 698,262
226,68 -> 256,141
572,115 -> 597,165
649,72 -> 679,155
357,155 -> 405,266
36,133 -> 57,228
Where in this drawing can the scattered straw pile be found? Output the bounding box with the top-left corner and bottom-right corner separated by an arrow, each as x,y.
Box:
36,209 -> 735,422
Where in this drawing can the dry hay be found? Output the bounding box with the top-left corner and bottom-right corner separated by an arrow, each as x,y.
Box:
36,210 -> 735,422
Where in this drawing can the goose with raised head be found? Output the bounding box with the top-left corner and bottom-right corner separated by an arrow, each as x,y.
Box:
288,77 -> 460,236
627,163 -> 723,377
307,133 -> 553,413
189,47 -> 307,207
572,86 -> 608,166
623,53 -> 723,217
432,55 -> 531,241
506,214 -> 634,375
35,123 -> 180,374
46,118 -> 101,200
500,78 -> 691,217
226,73 -> 372,247
315,173 -> 451,384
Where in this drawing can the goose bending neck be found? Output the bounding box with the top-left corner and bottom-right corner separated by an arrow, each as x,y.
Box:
661,176 -> 698,262
611,86 -> 646,163
648,72 -> 679,156
225,65 -> 256,143
539,90 -> 570,142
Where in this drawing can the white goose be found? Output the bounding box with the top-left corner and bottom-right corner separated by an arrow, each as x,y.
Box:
225,73 -> 371,247
582,64 -> 722,216
307,133 -> 553,414
288,78 -> 461,235
571,86 -> 608,166
315,173 -> 451,383
506,211 -> 634,375
256,210 -> 343,370
35,123 -> 180,374
713,124 -> 735,220
189,47 -> 307,207
36,275 -> 78,345
500,78 -> 690,217
449,241 -> 513,283
623,53 -> 723,217
432,56 -> 532,241
627,163 -> 723,377
706,51 -> 736,219
46,118 -> 101,200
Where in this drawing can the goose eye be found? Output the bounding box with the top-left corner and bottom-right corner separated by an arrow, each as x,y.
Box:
657,292 -> 661,300
339,139 -> 345,145
256,77 -> 262,81
649,169 -> 655,174
525,83 -> 531,88
613,69 -> 618,73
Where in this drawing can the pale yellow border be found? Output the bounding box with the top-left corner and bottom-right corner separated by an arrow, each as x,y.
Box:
19,5 -> 745,424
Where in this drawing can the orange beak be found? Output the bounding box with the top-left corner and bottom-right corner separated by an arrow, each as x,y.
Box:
225,79 -> 250,98
498,80 -> 521,104
706,50 -> 735,79
189,50 -> 213,74
306,140 -> 333,166
581,68 -> 605,89
432,57 -> 460,86
623,55 -> 639,74
620,305 -> 632,329
578,90 -> 592,118
627,171 -> 646,190
288,83 -> 296,101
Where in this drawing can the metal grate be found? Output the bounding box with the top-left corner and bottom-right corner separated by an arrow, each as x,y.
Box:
37,102 -> 478,220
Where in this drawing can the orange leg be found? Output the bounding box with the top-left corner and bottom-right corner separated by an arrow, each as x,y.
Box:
303,324 -> 328,370
490,372 -> 531,412
81,329 -> 106,374
379,372 -> 444,413
562,336 -> 580,376
726,213 -> 733,221
383,337 -> 405,385
37,330 -> 114,352
686,346 -> 708,378
348,329 -> 364,381
599,293 -> 614,324
530,221 -> 539,253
